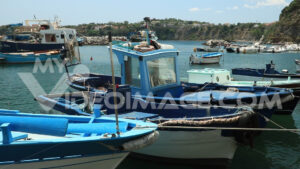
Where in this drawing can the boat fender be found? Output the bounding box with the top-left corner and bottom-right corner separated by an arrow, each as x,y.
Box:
121,131 -> 159,151
234,111 -> 259,147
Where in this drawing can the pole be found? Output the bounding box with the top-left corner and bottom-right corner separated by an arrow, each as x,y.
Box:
108,32 -> 120,135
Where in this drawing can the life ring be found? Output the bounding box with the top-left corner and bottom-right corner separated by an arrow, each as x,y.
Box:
133,45 -> 155,52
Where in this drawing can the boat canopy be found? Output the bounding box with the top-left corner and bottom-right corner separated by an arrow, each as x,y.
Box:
112,45 -> 180,95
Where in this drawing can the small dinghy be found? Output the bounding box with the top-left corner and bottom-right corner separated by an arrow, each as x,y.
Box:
0,109 -> 158,169
189,52 -> 222,64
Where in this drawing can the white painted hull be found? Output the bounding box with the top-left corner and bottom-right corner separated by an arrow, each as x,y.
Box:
134,130 -> 237,164
0,152 -> 128,169
190,55 -> 221,64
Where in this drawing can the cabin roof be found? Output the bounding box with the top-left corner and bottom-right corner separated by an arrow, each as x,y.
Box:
112,44 -> 179,58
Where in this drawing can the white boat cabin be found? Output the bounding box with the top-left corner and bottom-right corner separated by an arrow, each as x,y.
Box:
15,19 -> 77,44
187,68 -> 232,84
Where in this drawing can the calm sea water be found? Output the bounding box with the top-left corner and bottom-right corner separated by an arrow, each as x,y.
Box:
0,41 -> 300,169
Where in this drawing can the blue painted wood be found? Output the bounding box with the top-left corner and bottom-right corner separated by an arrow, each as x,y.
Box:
67,122 -> 128,135
0,116 -> 68,136
0,52 -> 61,64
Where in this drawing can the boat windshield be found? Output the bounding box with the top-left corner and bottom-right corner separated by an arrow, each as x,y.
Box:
147,57 -> 176,88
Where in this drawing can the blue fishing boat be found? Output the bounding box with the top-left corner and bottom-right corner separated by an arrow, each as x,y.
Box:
65,45 -> 295,115
189,52 -> 222,64
0,50 -> 61,64
232,61 -> 300,78
0,108 -> 158,169
36,91 -> 261,167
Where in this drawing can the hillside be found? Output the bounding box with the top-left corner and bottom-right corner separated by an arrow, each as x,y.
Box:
265,0 -> 300,43
0,0 -> 299,43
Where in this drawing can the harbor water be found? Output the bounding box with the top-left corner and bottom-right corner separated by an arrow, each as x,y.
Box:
0,41 -> 300,169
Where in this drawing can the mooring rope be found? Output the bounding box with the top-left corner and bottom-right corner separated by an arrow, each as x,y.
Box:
134,125 -> 300,133
156,125 -> 300,133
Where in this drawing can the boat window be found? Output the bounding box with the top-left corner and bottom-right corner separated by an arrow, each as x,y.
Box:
61,34 -> 65,39
69,34 -> 73,39
125,56 -> 140,87
45,34 -> 56,42
147,57 -> 176,88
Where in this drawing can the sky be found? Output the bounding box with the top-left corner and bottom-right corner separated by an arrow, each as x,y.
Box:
0,0 -> 293,26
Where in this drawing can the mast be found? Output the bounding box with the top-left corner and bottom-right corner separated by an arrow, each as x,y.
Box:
144,17 -> 151,45
108,32 -> 120,135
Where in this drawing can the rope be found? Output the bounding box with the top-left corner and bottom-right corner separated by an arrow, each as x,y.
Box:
133,125 -> 300,133
159,116 -> 241,126
254,110 -> 299,134
157,126 -> 300,133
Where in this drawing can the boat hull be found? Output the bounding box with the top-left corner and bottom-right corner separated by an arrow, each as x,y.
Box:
0,40 -> 64,53
132,130 -> 237,167
0,152 -> 128,169
190,55 -> 221,64
0,52 -> 61,64
232,68 -> 300,78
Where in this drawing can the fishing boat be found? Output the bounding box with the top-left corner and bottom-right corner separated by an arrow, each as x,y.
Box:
36,92 -> 260,167
189,52 -> 222,64
64,44 -> 295,115
232,61 -> 300,78
0,50 -> 61,64
262,45 -> 287,53
0,18 -> 77,53
0,108 -> 158,169
186,68 -> 300,113
187,68 -> 300,92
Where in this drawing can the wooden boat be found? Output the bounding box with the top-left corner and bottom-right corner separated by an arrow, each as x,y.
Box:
0,50 -> 61,64
232,61 -> 300,78
187,68 -> 300,94
186,68 -> 300,114
189,52 -> 222,64
36,91 -> 261,168
0,108 -> 157,169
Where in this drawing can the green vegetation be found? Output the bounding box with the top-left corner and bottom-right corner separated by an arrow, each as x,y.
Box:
0,0 -> 299,43
264,0 -> 300,43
